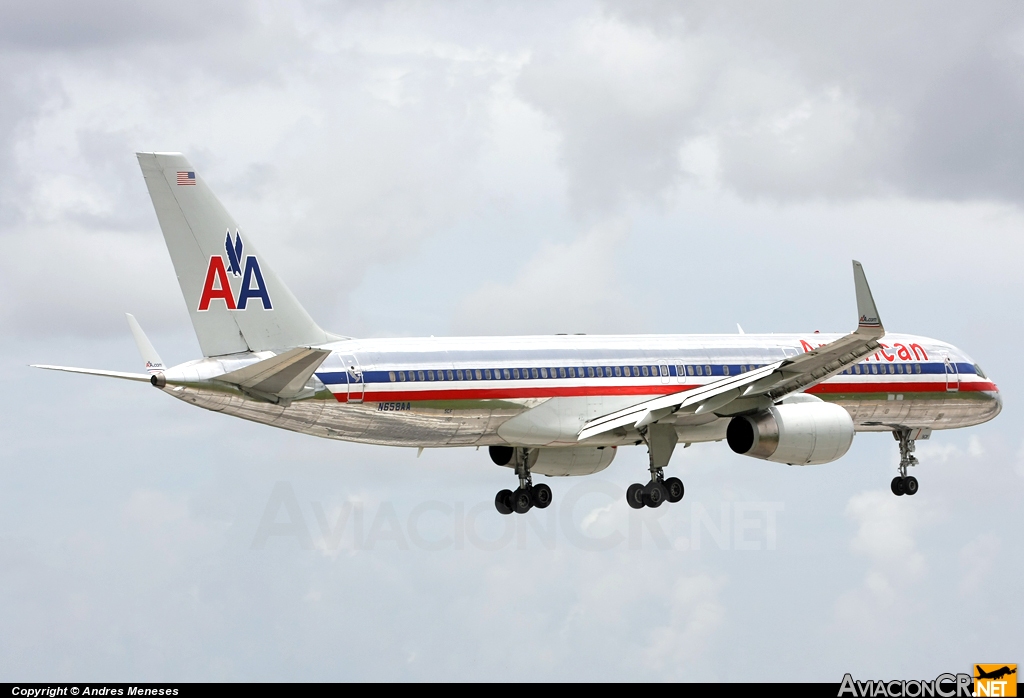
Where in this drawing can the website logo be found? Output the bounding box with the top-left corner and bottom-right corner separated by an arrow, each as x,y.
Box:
974,665 -> 1016,697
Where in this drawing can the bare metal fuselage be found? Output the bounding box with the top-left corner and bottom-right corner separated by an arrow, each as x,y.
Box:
157,332 -> 1000,453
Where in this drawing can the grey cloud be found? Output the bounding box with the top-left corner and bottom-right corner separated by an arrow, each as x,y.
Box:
519,0 -> 1024,208
0,0 -> 253,50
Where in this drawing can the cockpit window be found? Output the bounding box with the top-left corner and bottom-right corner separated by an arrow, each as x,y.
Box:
974,363 -> 987,379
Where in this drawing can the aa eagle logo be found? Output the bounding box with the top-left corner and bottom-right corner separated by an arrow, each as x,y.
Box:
198,230 -> 273,311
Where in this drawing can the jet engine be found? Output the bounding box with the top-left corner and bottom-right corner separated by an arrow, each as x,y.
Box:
726,402 -> 854,465
489,445 -> 617,476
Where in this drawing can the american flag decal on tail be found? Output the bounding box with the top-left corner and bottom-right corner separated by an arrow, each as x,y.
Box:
177,171 -> 196,185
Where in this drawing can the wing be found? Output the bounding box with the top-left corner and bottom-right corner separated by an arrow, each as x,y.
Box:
578,260 -> 885,441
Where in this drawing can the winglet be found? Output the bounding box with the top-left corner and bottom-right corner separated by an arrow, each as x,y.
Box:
125,313 -> 165,374
853,261 -> 884,337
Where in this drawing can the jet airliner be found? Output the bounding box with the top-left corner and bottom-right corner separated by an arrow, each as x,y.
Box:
34,153 -> 1002,514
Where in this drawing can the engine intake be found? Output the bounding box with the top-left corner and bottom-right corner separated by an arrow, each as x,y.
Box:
727,402 -> 854,465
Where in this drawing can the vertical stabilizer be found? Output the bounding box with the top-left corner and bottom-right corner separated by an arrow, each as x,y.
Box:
136,152 -> 330,356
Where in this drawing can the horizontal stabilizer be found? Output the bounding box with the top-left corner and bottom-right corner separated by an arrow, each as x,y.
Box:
126,313 -> 165,373
214,347 -> 331,400
32,365 -> 152,382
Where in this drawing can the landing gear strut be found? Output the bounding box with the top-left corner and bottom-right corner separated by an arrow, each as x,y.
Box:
494,447 -> 552,515
627,424 -> 684,509
890,428 -> 920,497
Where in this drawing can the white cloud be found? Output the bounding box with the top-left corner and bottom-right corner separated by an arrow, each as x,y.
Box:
834,489 -> 934,635
451,220 -> 640,335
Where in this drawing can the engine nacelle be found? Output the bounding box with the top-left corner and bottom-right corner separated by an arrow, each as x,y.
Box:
726,402 -> 854,465
489,445 -> 617,476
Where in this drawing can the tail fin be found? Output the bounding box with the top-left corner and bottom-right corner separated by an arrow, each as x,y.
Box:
136,152 -> 331,356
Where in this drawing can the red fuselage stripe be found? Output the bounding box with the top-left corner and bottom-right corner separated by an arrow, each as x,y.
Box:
332,380 -> 998,403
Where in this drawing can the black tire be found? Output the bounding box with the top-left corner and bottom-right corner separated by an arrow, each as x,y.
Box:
891,476 -> 906,496
626,483 -> 646,509
513,487 -> 533,514
494,489 -> 513,515
643,481 -> 667,508
532,483 -> 553,509
904,476 -> 919,496
664,477 -> 684,503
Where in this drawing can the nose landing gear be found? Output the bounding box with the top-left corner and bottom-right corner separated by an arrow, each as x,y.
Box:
890,428 -> 924,496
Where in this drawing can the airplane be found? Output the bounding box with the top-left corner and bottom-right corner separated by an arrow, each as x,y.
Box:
33,153 -> 1002,515
975,666 -> 1017,681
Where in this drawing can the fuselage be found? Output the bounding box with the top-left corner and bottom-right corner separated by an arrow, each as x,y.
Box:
158,331 -> 1001,450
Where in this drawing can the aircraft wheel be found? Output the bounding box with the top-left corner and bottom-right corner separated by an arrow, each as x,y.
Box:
513,487 -> 533,514
904,476 -> 919,496
891,476 -> 906,496
664,477 -> 684,503
494,489 -> 513,515
626,483 -> 646,509
532,483 -> 553,509
643,481 -> 667,508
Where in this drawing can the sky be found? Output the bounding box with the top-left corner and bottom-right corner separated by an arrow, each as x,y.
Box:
1,0 -> 1022,682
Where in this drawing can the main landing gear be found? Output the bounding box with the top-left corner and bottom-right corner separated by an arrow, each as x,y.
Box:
890,428 -> 920,497
494,447 -> 552,515
627,423 -> 685,509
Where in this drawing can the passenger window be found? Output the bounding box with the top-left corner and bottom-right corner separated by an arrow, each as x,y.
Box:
446,370 -> 453,381
870,365 -> 877,375
614,366 -> 621,377
418,371 -> 425,381
502,369 -> 510,379
531,368 -> 539,379
389,371 -> 396,382
568,367 -> 575,378
641,366 -> 649,377
660,365 -> 668,376
915,364 -> 921,374
475,370 -> 483,380
456,370 -> 463,380
740,365 -> 746,373
398,371 -> 406,381
512,368 -> 519,379
723,365 -> 730,376
585,367 -> 592,377
556,367 -> 564,378
482,369 -> 490,380
537,368 -> 545,379
704,365 -> 711,376
427,371 -> 434,381
623,366 -> 631,377
687,366 -> 694,376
